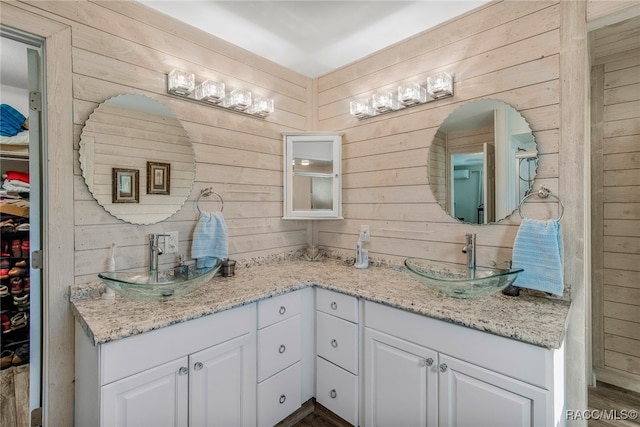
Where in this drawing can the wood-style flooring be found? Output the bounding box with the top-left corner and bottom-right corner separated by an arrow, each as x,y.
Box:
588,382 -> 640,427
279,382 -> 640,427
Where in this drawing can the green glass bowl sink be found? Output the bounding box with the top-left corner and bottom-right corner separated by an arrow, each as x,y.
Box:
404,258 -> 523,299
99,258 -> 223,300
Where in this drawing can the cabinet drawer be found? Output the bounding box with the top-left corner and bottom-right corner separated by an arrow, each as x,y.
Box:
316,288 -> 358,323
257,315 -> 302,382
316,357 -> 358,426
258,290 -> 302,329
316,312 -> 358,375
257,362 -> 301,427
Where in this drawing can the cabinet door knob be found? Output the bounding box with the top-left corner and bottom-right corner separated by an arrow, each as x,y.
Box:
330,389 -> 337,399
426,358 -> 434,367
330,301 -> 338,310
279,394 -> 286,404
279,306 -> 286,315
178,367 -> 188,376
331,339 -> 338,348
279,344 -> 286,354
439,363 -> 448,373
194,362 -> 204,371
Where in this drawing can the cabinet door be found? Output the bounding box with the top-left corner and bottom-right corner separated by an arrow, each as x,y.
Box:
189,333 -> 256,427
102,357 -> 189,427
364,328 -> 438,427
439,354 -> 548,427
282,132 -> 342,219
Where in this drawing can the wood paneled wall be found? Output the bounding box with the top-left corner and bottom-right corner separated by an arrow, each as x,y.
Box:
14,1 -> 313,283
591,15 -> 640,393
316,1 -> 562,266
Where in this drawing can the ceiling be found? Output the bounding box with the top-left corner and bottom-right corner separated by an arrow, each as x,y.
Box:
139,1 -> 490,77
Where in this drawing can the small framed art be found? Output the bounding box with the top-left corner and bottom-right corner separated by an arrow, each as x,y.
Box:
112,168 -> 140,203
147,161 -> 171,195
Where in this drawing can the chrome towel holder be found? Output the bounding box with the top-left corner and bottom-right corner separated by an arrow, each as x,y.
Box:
518,186 -> 564,222
196,187 -> 224,213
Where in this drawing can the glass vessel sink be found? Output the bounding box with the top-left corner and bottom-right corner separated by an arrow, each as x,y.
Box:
404,258 -> 523,299
98,258 -> 223,300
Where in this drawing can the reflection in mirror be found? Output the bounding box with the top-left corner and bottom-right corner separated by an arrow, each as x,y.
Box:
79,94 -> 196,225
429,99 -> 537,224
292,140 -> 334,211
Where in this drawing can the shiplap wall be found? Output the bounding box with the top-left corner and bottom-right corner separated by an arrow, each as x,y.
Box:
316,1 -> 562,266
591,15 -> 640,393
15,1 -> 312,283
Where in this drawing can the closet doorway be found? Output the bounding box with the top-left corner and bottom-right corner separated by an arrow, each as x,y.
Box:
590,14 -> 640,394
0,29 -> 44,425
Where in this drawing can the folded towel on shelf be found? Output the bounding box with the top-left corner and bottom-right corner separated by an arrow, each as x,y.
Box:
512,218 -> 564,296
0,105 -> 27,137
191,212 -> 228,268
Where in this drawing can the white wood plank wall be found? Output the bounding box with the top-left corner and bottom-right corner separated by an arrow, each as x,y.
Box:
591,15 -> 640,393
316,1 -> 562,267
15,0 -> 313,282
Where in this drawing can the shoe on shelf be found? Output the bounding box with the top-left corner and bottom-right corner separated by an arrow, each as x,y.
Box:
13,293 -> 29,312
0,258 -> 10,269
11,343 -> 29,366
14,260 -> 27,268
11,239 -> 21,258
10,312 -> 27,330
21,241 -> 29,258
0,268 -> 8,280
0,350 -> 14,369
23,277 -> 30,293
10,277 -> 23,295
1,313 -> 10,333
8,267 -> 25,277
0,285 -> 8,296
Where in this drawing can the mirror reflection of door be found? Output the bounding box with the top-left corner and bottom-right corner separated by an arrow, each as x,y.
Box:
291,140 -> 334,211
449,142 -> 495,225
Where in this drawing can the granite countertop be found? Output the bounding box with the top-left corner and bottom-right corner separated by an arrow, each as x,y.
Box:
70,256 -> 571,349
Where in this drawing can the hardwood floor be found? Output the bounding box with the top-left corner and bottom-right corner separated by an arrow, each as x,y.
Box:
279,382 -> 640,427
588,382 -> 640,427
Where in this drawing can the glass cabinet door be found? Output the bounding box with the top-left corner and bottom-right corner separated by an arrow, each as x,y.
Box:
283,132 -> 342,219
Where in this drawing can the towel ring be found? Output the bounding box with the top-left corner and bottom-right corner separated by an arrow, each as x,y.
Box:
518,186 -> 564,222
196,187 -> 224,213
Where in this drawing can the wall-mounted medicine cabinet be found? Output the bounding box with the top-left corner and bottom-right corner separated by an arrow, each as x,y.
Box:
282,132 -> 343,220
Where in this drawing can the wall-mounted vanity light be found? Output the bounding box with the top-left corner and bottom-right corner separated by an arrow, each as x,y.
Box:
350,72 -> 453,120
167,69 -> 274,118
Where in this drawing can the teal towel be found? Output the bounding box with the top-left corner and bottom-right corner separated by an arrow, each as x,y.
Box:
512,218 -> 564,296
191,212 -> 228,268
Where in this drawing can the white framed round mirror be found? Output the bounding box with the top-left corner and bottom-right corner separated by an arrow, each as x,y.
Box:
79,94 -> 196,224
429,99 -> 537,224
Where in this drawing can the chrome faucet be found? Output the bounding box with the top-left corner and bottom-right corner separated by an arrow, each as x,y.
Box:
461,233 -> 476,271
149,234 -> 169,276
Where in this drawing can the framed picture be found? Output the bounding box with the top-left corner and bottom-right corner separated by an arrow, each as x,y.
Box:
147,162 -> 171,195
112,168 -> 139,203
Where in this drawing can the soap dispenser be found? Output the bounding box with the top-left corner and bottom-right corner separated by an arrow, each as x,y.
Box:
355,237 -> 369,269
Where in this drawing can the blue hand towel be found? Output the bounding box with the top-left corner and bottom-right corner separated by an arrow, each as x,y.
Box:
512,218 -> 564,296
190,212 -> 229,268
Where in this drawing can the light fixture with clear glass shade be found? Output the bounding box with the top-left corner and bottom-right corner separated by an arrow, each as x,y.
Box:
166,69 -> 275,118
168,69 -> 195,96
350,99 -> 373,119
350,72 -> 454,120
195,80 -> 225,104
427,72 -> 454,99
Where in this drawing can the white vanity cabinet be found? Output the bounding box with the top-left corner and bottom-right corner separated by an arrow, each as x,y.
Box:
315,288 -> 360,426
75,304 -> 257,427
363,301 -> 564,427
256,289 -> 314,427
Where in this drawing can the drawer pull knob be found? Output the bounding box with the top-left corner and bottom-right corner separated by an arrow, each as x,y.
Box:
279,306 -> 286,315
279,344 -> 286,354
426,358 -> 434,367
194,362 -> 204,371
439,363 -> 448,373
331,339 -> 338,348
330,301 -> 338,310
330,389 -> 337,399
279,394 -> 286,404
178,367 -> 188,376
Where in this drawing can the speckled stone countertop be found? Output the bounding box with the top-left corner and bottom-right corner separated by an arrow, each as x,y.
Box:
70,256 -> 570,349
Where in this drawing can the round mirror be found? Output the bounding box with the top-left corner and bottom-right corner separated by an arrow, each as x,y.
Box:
79,94 -> 196,224
429,99 -> 537,224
